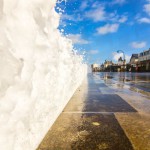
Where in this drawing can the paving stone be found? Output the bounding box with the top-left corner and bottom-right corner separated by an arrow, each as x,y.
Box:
37,113 -> 133,150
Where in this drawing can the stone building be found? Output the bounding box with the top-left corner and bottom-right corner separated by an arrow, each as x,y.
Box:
137,48 -> 150,72
91,64 -> 100,72
130,54 -> 138,72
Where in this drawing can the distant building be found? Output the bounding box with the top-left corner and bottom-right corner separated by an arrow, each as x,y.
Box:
137,48 -> 150,72
129,54 -> 138,72
117,57 -> 126,71
118,57 -> 123,65
91,64 -> 100,72
111,64 -> 121,72
118,57 -> 126,65
128,48 -> 150,72
103,60 -> 113,71
104,60 -> 113,68
138,48 -> 150,61
100,63 -> 104,71
130,54 -> 138,65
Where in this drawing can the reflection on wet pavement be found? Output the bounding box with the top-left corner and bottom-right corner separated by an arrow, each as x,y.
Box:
84,94 -> 137,112
97,72 -> 150,97
37,73 -> 150,150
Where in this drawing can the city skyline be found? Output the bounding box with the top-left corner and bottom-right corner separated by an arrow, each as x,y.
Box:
57,0 -> 150,64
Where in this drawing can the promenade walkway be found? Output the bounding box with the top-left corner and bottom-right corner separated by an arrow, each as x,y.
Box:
37,73 -> 150,150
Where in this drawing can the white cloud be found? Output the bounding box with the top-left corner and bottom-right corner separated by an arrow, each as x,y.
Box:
138,17 -> 150,23
113,52 -> 130,63
106,13 -> 128,23
92,1 -> 101,8
118,15 -> 128,23
88,50 -> 99,55
61,14 -> 75,21
144,0 -> 150,16
80,1 -> 88,10
85,3 -> 128,24
125,55 -> 131,63
85,6 -> 106,22
61,14 -> 82,22
131,41 -> 147,49
97,24 -> 119,35
111,0 -> 126,5
67,34 -> 89,44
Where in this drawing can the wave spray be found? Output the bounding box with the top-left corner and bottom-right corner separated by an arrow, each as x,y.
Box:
0,0 -> 87,149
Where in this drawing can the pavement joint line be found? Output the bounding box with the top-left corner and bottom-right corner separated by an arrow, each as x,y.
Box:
62,111 -> 137,114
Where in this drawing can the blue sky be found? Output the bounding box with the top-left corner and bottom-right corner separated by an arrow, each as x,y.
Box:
56,0 -> 150,64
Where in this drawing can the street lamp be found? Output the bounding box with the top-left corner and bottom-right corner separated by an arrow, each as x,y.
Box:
117,50 -> 125,61
117,50 -> 126,71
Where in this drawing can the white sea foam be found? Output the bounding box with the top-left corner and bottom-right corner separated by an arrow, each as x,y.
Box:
0,0 -> 87,149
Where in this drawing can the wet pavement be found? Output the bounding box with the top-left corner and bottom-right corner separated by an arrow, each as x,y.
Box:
37,73 -> 150,150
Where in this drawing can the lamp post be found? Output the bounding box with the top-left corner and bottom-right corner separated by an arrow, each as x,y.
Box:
117,50 -> 126,71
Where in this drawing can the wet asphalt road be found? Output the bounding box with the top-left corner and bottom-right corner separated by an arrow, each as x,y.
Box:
37,73 -> 150,150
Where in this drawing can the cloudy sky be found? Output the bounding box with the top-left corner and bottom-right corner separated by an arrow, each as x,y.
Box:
57,0 -> 150,64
